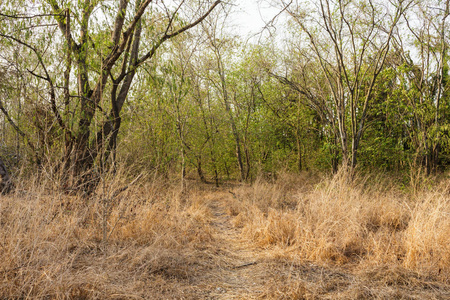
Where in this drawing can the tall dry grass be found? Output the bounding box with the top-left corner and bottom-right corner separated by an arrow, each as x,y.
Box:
0,170 -> 214,299
230,169 -> 450,283
0,166 -> 448,298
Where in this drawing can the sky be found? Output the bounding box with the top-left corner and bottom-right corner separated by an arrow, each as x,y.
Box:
231,1 -> 282,40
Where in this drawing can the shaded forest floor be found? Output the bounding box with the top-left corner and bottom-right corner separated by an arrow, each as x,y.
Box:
1,171 -> 450,299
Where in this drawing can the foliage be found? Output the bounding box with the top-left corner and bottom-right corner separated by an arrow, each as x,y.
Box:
1,0 -> 450,184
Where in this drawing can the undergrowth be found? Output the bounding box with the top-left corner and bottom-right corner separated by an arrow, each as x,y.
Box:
0,171 -> 214,299
0,167 -> 449,299
231,169 -> 450,284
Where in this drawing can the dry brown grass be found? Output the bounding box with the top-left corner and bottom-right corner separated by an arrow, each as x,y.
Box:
228,168 -> 450,298
0,168 -> 449,299
0,172 -> 217,299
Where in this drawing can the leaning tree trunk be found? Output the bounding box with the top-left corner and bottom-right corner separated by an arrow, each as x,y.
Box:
0,0 -> 221,194
0,157 -> 13,194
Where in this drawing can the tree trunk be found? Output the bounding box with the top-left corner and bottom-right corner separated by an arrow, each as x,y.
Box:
331,133 -> 339,174
180,146 -> 185,191
351,138 -> 359,170
223,90 -> 245,181
296,134 -> 303,172
0,157 -> 12,194
197,157 -> 207,183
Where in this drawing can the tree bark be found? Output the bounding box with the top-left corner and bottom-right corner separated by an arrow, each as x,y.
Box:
219,64 -> 245,181
0,157 -> 12,194
47,0 -> 222,192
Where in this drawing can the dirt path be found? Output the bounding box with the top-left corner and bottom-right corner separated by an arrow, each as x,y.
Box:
191,196 -> 269,299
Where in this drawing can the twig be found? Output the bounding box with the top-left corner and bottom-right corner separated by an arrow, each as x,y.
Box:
232,261 -> 258,269
228,190 -> 239,200
0,264 -> 26,274
112,173 -> 143,199
105,173 -> 144,243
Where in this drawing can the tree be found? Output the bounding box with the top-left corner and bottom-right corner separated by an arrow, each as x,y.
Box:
269,43 -> 342,172
395,0 -> 450,173
0,156 -> 12,193
279,0 -> 412,170
0,0 -> 221,191
201,11 -> 248,181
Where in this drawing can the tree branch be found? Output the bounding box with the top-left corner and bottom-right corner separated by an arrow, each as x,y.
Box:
136,0 -> 221,67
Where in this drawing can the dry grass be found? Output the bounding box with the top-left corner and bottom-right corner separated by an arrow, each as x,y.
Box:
0,172 -> 216,299
228,168 -> 450,297
0,168 -> 449,299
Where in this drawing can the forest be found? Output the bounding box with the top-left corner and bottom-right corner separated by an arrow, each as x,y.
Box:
0,0 -> 449,299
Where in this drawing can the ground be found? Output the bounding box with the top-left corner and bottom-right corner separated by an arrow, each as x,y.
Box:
153,188 -> 450,299
1,174 -> 449,299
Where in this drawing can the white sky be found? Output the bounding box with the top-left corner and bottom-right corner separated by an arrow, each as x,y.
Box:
231,1 -> 281,40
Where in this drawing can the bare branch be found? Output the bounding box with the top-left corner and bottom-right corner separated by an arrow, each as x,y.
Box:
136,0 -> 221,68
0,12 -> 61,19
0,33 -> 67,132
